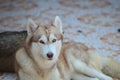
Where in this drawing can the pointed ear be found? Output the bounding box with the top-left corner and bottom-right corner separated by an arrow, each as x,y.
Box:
53,16 -> 63,34
27,18 -> 38,36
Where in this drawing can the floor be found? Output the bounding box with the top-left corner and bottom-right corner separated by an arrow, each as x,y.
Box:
0,0 -> 120,80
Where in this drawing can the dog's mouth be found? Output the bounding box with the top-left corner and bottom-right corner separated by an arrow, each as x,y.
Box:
48,58 -> 53,60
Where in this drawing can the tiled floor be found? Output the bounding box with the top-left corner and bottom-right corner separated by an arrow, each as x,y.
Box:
0,0 -> 120,80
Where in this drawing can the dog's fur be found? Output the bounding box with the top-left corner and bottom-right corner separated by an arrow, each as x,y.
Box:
15,16 -> 120,80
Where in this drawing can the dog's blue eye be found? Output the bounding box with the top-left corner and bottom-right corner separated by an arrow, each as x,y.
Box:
52,39 -> 56,43
39,40 -> 45,44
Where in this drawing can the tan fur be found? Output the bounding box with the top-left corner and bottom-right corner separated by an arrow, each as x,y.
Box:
102,58 -> 120,79
15,16 -> 120,80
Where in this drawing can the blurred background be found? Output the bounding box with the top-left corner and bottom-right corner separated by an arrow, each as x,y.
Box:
0,0 -> 120,80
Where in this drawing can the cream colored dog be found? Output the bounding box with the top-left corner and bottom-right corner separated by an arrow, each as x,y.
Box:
15,16 -> 120,80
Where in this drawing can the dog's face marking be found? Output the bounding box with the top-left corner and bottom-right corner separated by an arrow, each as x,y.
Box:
27,16 -> 63,62
37,32 -> 62,60
31,27 -> 62,61
39,35 -> 47,44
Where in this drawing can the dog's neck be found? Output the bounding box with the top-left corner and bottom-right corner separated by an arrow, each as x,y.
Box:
36,62 -> 56,77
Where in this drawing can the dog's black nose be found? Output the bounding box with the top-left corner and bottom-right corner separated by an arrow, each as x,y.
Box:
47,52 -> 53,59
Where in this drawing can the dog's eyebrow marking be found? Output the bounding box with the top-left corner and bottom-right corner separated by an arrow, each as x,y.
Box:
49,33 -> 56,42
39,35 -> 47,42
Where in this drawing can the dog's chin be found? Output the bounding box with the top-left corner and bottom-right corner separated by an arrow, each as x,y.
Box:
48,58 -> 53,60
43,57 -> 53,61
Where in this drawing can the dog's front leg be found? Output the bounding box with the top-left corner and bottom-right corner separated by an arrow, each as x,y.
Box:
17,69 -> 40,80
71,73 -> 99,80
72,59 -> 112,80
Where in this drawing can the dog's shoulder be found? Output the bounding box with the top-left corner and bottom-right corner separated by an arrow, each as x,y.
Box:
62,42 -> 88,52
62,42 -> 90,63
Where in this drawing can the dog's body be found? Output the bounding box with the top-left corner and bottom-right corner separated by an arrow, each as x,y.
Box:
15,16 -> 120,80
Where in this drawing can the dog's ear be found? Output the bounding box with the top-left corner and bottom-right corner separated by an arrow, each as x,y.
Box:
53,16 -> 63,34
27,18 -> 38,36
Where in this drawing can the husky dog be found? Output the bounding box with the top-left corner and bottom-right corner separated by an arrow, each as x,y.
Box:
15,16 -> 120,80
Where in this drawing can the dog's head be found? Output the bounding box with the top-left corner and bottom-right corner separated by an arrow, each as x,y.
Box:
26,16 -> 63,62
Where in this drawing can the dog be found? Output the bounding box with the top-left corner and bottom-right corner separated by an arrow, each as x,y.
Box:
15,16 -> 120,80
